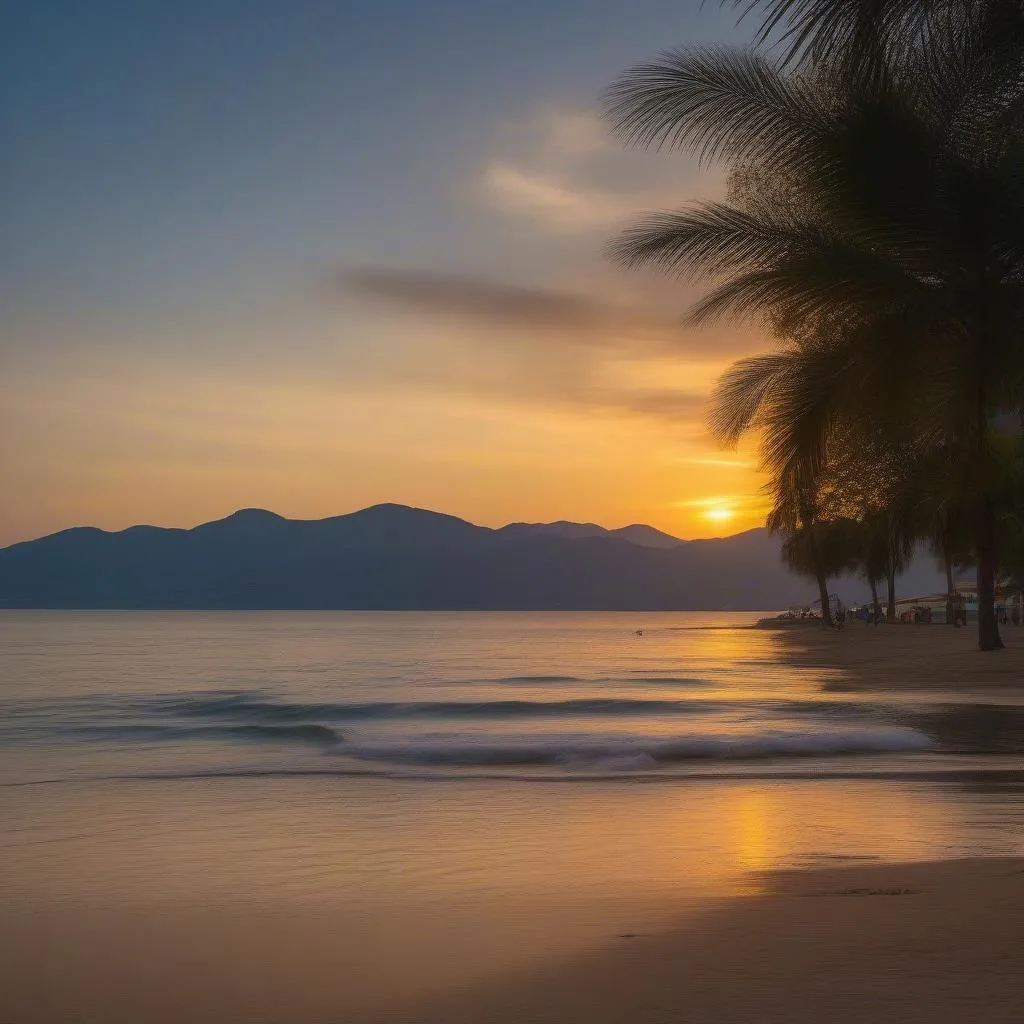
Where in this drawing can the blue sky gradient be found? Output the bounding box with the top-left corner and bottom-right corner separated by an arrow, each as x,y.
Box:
2,1 -> 764,544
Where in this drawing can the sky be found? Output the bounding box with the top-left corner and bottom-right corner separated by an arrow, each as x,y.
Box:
1,0 -> 771,546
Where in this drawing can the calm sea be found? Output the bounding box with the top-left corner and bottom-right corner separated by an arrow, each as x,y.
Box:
3,611 -> 1023,1015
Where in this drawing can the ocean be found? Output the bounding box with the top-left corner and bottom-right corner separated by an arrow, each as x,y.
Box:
3,611 -> 1023,1017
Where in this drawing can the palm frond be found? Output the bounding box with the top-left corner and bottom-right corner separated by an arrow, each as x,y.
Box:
604,47 -> 836,168
607,203 -> 837,277
609,201 -> 934,330
707,352 -> 796,445
728,0 -> 934,70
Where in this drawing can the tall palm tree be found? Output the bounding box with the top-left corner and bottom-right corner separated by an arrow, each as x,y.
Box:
707,320 -> 859,624
856,510 -> 887,612
929,516 -> 971,624
895,441 -> 975,623
874,509 -> 916,621
605,7 -> 1024,649
780,516 -> 859,622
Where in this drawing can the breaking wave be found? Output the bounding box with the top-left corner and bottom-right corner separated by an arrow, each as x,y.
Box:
152,693 -> 734,722
341,727 -> 935,767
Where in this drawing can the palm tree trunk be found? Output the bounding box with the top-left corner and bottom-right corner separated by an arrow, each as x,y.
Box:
816,567 -> 833,627
806,524 -> 833,627
944,552 -> 955,627
868,577 -> 880,625
975,379 -> 1003,651
886,569 -> 896,623
977,495 -> 1003,650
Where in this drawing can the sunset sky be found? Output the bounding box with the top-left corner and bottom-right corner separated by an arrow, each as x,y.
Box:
1,0 -> 770,547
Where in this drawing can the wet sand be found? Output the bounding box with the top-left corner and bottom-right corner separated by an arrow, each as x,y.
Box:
772,620 -> 1024,691
415,858 -> 1024,1024
2,859 -> 1021,1023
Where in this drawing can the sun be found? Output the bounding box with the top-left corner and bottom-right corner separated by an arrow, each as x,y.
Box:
704,506 -> 736,523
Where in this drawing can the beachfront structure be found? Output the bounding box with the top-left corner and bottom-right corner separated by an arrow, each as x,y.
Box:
893,581 -> 1023,625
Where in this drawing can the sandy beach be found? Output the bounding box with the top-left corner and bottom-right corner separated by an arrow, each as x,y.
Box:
2,858 -> 1020,1023
772,620 -> 1024,692
412,857 -> 1024,1024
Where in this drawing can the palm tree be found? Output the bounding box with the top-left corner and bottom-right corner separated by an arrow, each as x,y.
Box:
707,323 -> 917,621
707,318 -> 894,623
918,472 -> 974,626
854,511 -> 885,612
875,510 -> 916,622
929,518 -> 970,624
706,319 -> 856,624
780,517 -> 859,623
605,7 -> 1024,649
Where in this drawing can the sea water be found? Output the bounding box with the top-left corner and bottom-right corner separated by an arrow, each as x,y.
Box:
2,611 -> 1023,1017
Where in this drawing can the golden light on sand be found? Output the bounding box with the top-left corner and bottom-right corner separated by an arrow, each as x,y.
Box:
730,789 -> 774,878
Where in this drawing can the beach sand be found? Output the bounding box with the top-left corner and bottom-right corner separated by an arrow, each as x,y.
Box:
2,859 -> 1021,1023
413,858 -> 1024,1023
772,619 -> 1024,691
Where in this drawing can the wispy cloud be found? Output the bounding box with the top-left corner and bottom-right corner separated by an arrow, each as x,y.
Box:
538,109 -> 615,161
475,105 -> 716,234
671,494 -> 769,511
678,455 -> 754,469
480,162 -> 639,230
336,266 -> 762,434
331,103 -> 742,438
340,267 -> 670,338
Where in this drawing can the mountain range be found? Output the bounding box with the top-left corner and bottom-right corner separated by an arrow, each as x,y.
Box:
0,503 -> 946,610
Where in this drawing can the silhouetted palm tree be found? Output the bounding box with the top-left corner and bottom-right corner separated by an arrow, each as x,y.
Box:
861,508 -> 915,621
706,318 -> 854,623
605,4 -> 1024,649
780,517 -> 859,622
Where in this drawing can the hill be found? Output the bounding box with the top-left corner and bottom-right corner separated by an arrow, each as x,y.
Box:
0,504 -> 945,610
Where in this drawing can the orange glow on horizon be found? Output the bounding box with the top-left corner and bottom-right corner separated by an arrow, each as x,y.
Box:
1,344 -> 771,547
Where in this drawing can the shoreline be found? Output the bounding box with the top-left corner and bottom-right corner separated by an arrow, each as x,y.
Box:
766,618 -> 1024,691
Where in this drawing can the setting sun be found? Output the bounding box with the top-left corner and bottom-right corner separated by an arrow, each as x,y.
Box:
704,506 -> 736,523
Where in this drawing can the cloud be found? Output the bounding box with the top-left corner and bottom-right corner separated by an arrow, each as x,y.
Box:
678,455 -> 754,469
475,105 -> 717,234
335,265 -> 768,436
671,493 -> 770,512
538,109 -> 614,161
614,389 -> 707,423
480,162 -> 637,230
340,267 -> 669,338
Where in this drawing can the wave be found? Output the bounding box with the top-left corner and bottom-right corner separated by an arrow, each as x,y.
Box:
492,675 -> 582,684
152,694 -> 733,723
9,759 -> 1024,789
152,691 -> 893,724
619,677 -> 713,687
341,727 -> 935,767
68,722 -> 341,747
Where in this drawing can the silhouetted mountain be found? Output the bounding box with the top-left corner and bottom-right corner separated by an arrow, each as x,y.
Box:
497,520 -> 683,548
612,524 -> 686,549
0,504 -> 945,610
497,520 -> 612,543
